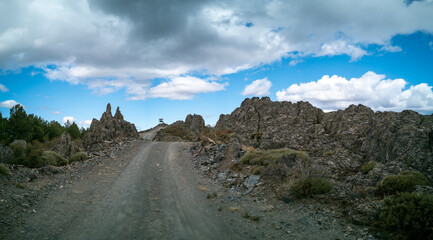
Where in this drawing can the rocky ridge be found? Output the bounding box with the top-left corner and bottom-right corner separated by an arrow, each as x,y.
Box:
215,97 -> 433,181
82,104 -> 139,151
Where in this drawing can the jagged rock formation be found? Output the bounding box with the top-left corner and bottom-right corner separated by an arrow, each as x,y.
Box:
154,114 -> 205,142
82,104 -> 139,151
215,97 -> 433,180
52,132 -> 77,159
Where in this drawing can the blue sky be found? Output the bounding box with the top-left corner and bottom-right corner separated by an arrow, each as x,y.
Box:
1,0 -> 433,130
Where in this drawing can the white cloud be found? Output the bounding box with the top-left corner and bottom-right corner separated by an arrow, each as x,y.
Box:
62,116 -> 75,124
0,84 -> 9,92
79,120 -> 92,127
276,71 -> 433,114
242,78 -> 272,96
1,0 -> 433,99
0,99 -> 21,108
146,76 -> 227,100
380,45 -> 402,52
50,111 -> 61,114
316,40 -> 368,61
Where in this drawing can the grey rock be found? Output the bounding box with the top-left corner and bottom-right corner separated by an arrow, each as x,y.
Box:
0,144 -> 12,163
52,132 -> 77,159
82,103 -> 139,151
414,185 -> 433,195
215,97 -> 433,181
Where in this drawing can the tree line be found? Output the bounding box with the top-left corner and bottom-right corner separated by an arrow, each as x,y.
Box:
0,105 -> 87,145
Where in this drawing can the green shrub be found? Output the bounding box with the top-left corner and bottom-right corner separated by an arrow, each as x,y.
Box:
379,192 -> 433,239
209,129 -> 234,143
69,152 -> 88,163
325,151 -> 333,156
41,151 -> 67,166
242,211 -> 261,221
377,171 -> 430,196
15,183 -> 25,189
240,148 -> 309,166
0,163 -> 10,175
251,166 -> 264,175
22,142 -> 44,168
158,126 -> 195,141
9,143 -> 26,164
290,177 -> 333,198
206,192 -> 217,199
361,161 -> 376,174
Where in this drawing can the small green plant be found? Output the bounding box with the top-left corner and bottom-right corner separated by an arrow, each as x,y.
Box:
379,192 -> 433,239
242,211 -> 261,221
251,166 -> 264,175
290,177 -> 333,198
15,183 -> 25,189
240,148 -> 309,166
41,151 -> 67,166
0,163 -> 10,175
217,206 -> 223,212
69,152 -> 88,163
207,192 -> 217,199
377,171 -> 430,196
325,151 -> 333,156
361,161 -> 376,174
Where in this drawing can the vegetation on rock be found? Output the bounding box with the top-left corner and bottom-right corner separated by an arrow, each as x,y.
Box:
360,161 -> 376,174
290,177 -> 333,198
0,163 -> 9,175
69,152 -> 88,163
379,192 -> 433,239
377,171 -> 430,196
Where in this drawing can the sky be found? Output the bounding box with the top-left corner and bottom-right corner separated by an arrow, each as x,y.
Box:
0,0 -> 433,130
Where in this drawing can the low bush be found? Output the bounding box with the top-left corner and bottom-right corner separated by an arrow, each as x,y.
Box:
379,192 -> 433,239
208,129 -> 234,143
261,164 -> 288,180
41,151 -> 67,166
242,211 -> 261,221
15,183 -> 25,189
360,161 -> 376,174
290,177 -> 333,198
0,163 -> 10,175
377,171 -> 430,196
251,166 -> 264,175
158,126 -> 195,141
325,151 -> 333,156
69,152 -> 88,163
240,148 -> 309,166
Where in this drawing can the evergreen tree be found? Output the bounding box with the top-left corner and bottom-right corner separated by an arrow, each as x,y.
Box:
67,122 -> 81,139
47,121 -> 64,140
8,105 -> 32,142
0,112 -> 10,144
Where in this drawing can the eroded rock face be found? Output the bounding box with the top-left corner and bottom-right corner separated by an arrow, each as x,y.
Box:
52,132 -> 77,159
0,144 -> 12,163
154,114 -> 205,142
215,97 -> 433,179
82,104 -> 139,151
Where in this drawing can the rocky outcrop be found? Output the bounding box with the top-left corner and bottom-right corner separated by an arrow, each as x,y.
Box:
0,144 -> 12,163
185,114 -> 205,135
52,132 -> 77,159
215,97 -> 433,180
154,114 -> 205,142
82,104 -> 139,151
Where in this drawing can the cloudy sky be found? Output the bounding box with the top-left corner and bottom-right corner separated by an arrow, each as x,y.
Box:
1,0 -> 433,130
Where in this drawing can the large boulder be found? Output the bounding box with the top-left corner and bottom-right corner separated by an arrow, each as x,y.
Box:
82,104 -> 139,151
215,97 -> 433,180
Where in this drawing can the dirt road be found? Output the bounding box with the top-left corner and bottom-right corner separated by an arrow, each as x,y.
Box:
6,142 -> 253,240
